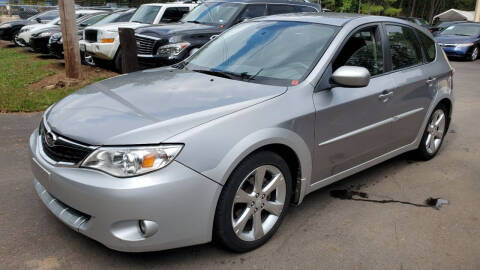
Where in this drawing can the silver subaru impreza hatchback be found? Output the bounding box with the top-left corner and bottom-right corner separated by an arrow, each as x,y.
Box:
30,13 -> 453,252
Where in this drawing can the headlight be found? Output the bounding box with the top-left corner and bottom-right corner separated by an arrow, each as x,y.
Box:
156,42 -> 190,58
455,43 -> 474,48
81,144 -> 183,177
0,23 -> 12,28
39,31 -> 54,37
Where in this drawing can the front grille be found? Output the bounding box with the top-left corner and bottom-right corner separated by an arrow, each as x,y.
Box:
84,29 -> 97,42
135,35 -> 156,55
40,121 -> 94,164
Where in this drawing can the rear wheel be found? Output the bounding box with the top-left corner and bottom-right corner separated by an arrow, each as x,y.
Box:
413,104 -> 448,160
214,151 -> 291,252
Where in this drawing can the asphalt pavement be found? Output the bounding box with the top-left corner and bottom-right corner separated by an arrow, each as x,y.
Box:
0,61 -> 479,269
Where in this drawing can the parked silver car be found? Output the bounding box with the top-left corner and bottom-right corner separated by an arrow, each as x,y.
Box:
29,13 -> 454,252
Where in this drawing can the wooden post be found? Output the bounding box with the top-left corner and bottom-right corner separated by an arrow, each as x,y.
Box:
7,0 -> 11,16
58,0 -> 81,79
475,0 -> 480,22
118,27 -> 140,74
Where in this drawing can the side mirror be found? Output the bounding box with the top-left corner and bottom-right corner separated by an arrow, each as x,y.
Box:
331,66 -> 370,88
79,23 -> 88,27
36,18 -> 42,23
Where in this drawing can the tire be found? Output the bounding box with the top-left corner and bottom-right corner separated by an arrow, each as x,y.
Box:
413,104 -> 448,160
12,29 -> 21,47
114,49 -> 123,73
470,47 -> 479,61
213,151 -> 292,252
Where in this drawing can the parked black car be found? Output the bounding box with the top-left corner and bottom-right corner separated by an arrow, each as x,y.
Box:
48,9 -> 136,59
30,12 -> 110,54
0,10 -> 58,43
430,20 -> 466,36
134,0 -> 320,68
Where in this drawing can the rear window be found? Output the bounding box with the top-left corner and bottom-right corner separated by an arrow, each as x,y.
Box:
417,30 -> 436,62
386,25 -> 423,70
267,4 -> 297,15
297,6 -> 318,12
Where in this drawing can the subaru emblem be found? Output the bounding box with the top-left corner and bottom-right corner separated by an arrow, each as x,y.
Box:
44,131 -> 57,148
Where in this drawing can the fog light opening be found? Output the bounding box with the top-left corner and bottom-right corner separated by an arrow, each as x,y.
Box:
138,220 -> 159,238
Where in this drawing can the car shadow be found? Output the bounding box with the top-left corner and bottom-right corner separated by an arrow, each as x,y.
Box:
60,151 -> 422,266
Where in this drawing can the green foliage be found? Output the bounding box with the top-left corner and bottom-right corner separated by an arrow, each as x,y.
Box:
384,7 -> 402,16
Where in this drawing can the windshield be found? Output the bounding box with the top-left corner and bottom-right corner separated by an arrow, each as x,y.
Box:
185,21 -> 337,86
181,2 -> 242,25
440,24 -> 480,36
130,5 -> 161,24
96,11 -> 132,25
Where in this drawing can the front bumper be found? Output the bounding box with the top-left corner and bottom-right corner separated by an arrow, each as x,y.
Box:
440,45 -> 471,58
48,41 -> 63,58
82,40 -> 118,61
137,54 -> 182,69
30,36 -> 50,54
29,131 -> 222,252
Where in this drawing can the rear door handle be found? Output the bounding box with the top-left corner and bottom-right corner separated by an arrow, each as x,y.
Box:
426,77 -> 437,85
378,90 -> 394,102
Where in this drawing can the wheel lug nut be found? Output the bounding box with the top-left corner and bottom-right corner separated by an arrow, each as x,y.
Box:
261,203 -> 264,208
255,193 -> 259,198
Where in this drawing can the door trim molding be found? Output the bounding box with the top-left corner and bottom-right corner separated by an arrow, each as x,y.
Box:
317,107 -> 424,147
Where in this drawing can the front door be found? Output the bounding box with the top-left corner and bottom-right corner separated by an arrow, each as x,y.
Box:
312,24 -> 397,182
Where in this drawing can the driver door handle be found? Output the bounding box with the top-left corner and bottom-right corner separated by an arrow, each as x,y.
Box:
378,90 -> 394,102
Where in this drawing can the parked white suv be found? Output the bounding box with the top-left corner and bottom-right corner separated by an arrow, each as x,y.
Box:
17,10 -> 103,47
80,3 -> 197,72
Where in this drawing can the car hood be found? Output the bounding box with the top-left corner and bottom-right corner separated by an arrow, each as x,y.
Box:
46,67 -> 286,145
0,19 -> 30,26
86,21 -> 147,32
435,35 -> 478,44
22,23 -> 51,32
32,25 -> 60,35
135,22 -> 220,38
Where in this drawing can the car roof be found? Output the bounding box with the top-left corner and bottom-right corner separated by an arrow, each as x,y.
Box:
254,12 -> 366,26
142,3 -> 198,6
205,0 -> 319,8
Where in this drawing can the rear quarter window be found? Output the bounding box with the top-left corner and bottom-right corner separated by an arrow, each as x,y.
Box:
417,30 -> 436,62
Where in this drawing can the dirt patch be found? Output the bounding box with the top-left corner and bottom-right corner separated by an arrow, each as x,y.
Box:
28,60 -> 117,91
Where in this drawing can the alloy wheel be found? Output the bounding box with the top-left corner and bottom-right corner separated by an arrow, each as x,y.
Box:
231,165 -> 286,242
471,47 -> 479,61
425,109 -> 446,154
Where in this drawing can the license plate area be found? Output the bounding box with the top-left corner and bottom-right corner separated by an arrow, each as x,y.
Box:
31,158 -> 50,187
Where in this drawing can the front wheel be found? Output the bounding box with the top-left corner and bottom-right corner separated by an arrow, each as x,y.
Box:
469,46 -> 478,61
213,151 -> 292,252
12,29 -> 22,47
413,104 -> 448,160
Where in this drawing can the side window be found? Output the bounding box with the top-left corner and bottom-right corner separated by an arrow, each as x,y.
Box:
332,26 -> 384,76
417,30 -> 436,62
297,6 -> 317,12
239,4 -> 266,21
116,12 -> 134,22
267,4 -> 297,15
385,25 -> 423,70
161,7 -> 189,23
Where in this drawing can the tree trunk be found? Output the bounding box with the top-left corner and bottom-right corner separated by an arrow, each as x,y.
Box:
410,0 -> 417,17
429,0 -> 438,24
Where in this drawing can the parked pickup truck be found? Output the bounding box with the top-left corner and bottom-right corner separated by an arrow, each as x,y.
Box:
134,0 -> 320,68
80,3 -> 197,72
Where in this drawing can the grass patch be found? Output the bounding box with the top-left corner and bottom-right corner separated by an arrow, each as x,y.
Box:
0,44 -> 116,112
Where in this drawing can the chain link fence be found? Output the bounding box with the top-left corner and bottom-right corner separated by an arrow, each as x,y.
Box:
0,0 -> 190,22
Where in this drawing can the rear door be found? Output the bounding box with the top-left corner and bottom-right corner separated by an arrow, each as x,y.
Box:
381,24 -> 433,148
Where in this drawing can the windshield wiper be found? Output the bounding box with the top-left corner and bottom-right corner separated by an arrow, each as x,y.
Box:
131,20 -> 144,23
454,34 -> 472,36
186,20 -> 202,24
193,69 -> 252,80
